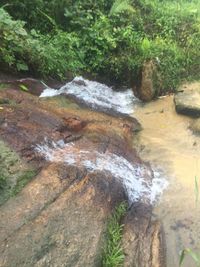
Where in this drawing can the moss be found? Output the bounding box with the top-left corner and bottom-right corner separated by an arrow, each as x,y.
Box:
0,83 -> 9,90
0,140 -> 36,205
42,95 -> 81,110
12,169 -> 37,196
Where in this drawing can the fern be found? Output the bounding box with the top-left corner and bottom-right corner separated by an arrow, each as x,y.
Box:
109,0 -> 135,16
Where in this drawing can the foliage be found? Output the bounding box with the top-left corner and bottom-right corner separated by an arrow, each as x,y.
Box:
0,8 -> 83,79
179,248 -> 200,266
0,0 -> 200,92
102,202 -> 128,267
109,0 -> 135,16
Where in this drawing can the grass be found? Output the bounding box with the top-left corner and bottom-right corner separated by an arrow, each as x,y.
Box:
179,248 -> 200,266
12,169 -> 37,196
102,201 -> 128,267
179,175 -> 200,266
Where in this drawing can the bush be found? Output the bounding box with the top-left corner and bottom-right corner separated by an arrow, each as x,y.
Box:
0,0 -> 200,93
0,8 -> 83,79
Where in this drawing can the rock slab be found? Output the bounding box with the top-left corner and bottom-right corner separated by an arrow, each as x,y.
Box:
174,87 -> 200,117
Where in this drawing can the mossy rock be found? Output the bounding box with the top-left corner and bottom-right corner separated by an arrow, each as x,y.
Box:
0,140 -> 36,205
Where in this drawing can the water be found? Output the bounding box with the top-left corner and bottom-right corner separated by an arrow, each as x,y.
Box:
38,77 -> 168,205
35,139 -> 168,205
134,90 -> 200,267
40,76 -> 139,116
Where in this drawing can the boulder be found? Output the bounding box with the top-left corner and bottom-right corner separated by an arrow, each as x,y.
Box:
174,88 -> 200,117
134,60 -> 157,102
0,80 -> 165,267
123,203 -> 166,267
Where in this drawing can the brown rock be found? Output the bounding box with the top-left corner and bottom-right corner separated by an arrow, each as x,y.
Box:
134,60 -> 157,102
0,81 -> 165,267
123,203 -> 166,267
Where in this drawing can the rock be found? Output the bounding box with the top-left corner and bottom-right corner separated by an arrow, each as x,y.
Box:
0,80 -> 165,267
174,88 -> 200,117
189,118 -> 200,135
122,203 -> 166,267
0,163 -> 126,267
134,60 -> 157,102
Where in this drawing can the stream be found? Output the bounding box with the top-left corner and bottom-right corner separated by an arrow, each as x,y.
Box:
134,95 -> 200,267
40,77 -> 200,267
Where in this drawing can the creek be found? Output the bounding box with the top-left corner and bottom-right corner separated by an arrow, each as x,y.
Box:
41,77 -> 200,267
134,94 -> 200,267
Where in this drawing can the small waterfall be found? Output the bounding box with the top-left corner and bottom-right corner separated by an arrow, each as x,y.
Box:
40,76 -> 140,116
35,139 -> 168,205
38,77 -> 168,204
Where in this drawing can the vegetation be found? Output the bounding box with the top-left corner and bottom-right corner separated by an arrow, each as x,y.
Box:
102,201 -> 128,267
0,0 -> 200,93
179,248 -> 200,266
0,140 -> 36,204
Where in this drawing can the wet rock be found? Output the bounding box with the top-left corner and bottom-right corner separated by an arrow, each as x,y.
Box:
0,81 -> 165,267
0,98 -> 10,105
174,88 -> 200,117
189,118 -> 200,135
123,203 -> 166,267
8,78 -> 49,96
63,116 -> 87,131
0,164 -> 126,267
72,77 -> 87,86
134,60 -> 157,102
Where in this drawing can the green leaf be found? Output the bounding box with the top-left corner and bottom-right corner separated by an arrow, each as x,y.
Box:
16,63 -> 29,71
109,0 -> 135,16
179,249 -> 186,266
19,84 -> 29,92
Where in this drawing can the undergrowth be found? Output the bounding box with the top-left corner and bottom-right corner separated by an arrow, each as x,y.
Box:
102,201 -> 128,267
0,0 -> 200,93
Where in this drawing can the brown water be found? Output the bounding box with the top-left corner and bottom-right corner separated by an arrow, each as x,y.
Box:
134,94 -> 200,267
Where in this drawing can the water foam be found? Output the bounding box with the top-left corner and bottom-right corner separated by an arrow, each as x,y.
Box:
40,76 -> 139,115
35,140 -> 168,205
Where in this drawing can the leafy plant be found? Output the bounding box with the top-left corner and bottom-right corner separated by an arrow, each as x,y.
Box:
102,202 -> 128,267
109,0 -> 135,16
179,248 -> 200,266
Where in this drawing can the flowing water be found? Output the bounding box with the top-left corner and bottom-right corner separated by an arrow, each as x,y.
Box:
35,139 -> 167,205
40,77 -> 200,266
134,94 -> 200,267
40,76 -> 139,116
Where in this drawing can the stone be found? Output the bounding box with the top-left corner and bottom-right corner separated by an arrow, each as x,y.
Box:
189,118 -> 200,135
134,60 -> 157,102
174,87 -> 200,117
122,203 -> 166,267
0,79 -> 165,267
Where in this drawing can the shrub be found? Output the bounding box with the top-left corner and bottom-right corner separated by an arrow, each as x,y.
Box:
1,0 -> 200,93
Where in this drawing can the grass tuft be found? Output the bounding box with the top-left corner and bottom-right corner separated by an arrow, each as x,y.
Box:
102,201 -> 128,267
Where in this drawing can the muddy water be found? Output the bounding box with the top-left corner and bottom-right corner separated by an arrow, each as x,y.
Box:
134,95 -> 200,267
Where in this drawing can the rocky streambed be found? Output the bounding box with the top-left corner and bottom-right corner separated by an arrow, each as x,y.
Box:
0,77 -> 167,267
